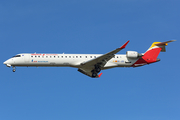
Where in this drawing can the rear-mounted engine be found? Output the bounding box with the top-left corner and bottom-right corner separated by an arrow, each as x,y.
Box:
126,51 -> 143,59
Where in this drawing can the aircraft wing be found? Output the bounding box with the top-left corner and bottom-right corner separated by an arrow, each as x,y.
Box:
78,40 -> 129,78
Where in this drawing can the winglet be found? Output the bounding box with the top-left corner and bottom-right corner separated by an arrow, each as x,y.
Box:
98,73 -> 103,78
120,40 -> 130,49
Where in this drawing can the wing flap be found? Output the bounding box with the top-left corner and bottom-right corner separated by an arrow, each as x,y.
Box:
78,68 -> 92,77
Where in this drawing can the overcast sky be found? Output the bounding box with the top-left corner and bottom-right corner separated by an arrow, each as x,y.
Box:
0,0 -> 180,120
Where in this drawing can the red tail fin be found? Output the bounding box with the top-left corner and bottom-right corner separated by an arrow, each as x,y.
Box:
143,40 -> 175,63
143,47 -> 161,64
132,40 -> 175,67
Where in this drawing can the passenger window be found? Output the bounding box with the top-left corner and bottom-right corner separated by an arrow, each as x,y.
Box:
38,56 -> 40,58
61,56 -> 63,58
94,56 -> 96,58
50,56 -> 52,58
31,56 -> 33,57
35,56 -> 37,57
86,56 -> 87,58
65,56 -> 67,58
46,56 -> 48,58
54,56 -> 56,58
90,56 -> 92,58
80,56 -> 81,58
69,56 -> 71,58
76,56 -> 78,58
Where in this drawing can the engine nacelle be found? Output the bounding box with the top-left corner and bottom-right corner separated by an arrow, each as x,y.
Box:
126,51 -> 142,59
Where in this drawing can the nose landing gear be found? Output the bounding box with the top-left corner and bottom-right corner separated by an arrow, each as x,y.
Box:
12,66 -> 16,72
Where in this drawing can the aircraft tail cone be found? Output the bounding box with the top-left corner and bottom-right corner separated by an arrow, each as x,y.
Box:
156,58 -> 160,62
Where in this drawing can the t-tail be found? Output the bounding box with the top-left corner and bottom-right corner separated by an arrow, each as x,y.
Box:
132,40 -> 176,67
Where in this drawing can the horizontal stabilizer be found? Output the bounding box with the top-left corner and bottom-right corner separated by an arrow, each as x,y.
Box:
155,40 -> 176,46
148,40 -> 176,52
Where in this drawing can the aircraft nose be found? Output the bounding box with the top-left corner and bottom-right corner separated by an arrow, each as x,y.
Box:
3,59 -> 13,67
3,61 -> 7,64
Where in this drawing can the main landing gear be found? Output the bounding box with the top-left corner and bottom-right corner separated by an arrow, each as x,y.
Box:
91,65 -> 101,78
92,72 -> 97,78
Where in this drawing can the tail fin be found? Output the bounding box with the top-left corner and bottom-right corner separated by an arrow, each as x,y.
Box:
132,40 -> 175,67
143,40 -> 176,63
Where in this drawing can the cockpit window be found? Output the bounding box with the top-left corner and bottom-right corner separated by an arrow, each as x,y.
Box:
12,55 -> 21,58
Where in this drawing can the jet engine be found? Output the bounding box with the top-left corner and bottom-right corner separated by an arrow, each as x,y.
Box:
126,51 -> 143,59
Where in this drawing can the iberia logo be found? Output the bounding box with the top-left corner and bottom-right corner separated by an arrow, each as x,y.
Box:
31,60 -> 37,62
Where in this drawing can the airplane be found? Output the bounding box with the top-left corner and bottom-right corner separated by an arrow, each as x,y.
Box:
3,40 -> 175,78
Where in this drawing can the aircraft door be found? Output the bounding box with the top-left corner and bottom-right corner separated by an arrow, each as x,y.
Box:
24,54 -> 30,63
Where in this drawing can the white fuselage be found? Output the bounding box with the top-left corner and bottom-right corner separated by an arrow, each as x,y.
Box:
3,40 -> 174,78
4,53 -> 138,69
